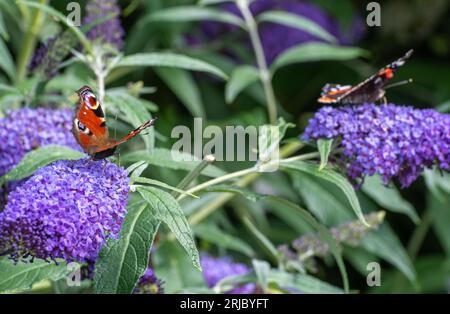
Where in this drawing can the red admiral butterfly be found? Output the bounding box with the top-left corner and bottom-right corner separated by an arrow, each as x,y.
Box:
318,49 -> 414,105
73,86 -> 157,160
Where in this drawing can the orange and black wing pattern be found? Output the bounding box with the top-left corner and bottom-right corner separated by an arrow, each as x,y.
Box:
73,85 -> 157,160
317,49 -> 414,105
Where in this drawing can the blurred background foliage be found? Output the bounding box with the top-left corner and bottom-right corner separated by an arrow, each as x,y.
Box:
0,0 -> 449,294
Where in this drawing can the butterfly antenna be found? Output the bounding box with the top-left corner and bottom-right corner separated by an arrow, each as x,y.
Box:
385,79 -> 413,90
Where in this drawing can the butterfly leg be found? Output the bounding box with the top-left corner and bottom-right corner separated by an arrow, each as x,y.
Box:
382,97 -> 388,105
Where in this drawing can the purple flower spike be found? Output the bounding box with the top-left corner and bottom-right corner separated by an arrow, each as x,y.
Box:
0,159 -> 129,262
133,268 -> 165,294
303,103 -> 450,188
201,254 -> 256,294
0,108 -> 79,178
83,0 -> 125,50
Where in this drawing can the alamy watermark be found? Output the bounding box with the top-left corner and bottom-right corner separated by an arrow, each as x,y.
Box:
367,2 -> 382,27
66,2 -> 81,27
366,262 -> 381,287
171,119 -> 281,172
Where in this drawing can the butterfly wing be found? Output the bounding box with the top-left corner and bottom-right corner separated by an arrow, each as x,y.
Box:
318,49 -> 414,105
91,118 -> 158,160
318,84 -> 354,104
72,86 -> 110,155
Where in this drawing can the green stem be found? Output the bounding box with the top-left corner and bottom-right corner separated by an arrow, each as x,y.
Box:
174,155 -> 216,200
179,167 -> 256,201
236,0 -> 278,125
16,0 -> 48,83
187,141 -> 305,225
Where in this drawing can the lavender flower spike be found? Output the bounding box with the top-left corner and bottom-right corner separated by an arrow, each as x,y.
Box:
201,254 -> 256,294
303,104 -> 450,188
279,211 -> 385,272
0,159 -> 129,262
83,0 -> 125,50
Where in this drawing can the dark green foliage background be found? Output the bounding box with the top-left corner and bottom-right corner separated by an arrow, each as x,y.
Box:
0,0 -> 449,294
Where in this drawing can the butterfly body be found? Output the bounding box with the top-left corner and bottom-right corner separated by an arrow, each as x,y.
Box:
73,86 -> 157,160
318,49 -> 414,105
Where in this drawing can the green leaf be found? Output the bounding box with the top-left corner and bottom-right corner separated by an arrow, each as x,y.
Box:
258,118 -> 294,170
198,0 -> 235,5
153,241 -> 206,293
0,258 -> 70,293
269,269 -> 343,293
362,175 -> 419,224
0,38 -> 15,80
193,223 -> 255,257
361,224 -> 416,282
127,161 -> 149,184
140,6 -> 245,28
265,196 -> 349,293
225,65 -> 260,104
290,172 -> 352,225
215,268 -> 343,293
0,12 -> 8,40
133,177 -> 198,199
137,186 -> 201,270
105,91 -> 155,150
241,215 -> 280,264
428,192 -> 450,257
122,148 -> 227,178
115,53 -> 228,80
252,260 -> 270,291
317,138 -> 333,171
93,201 -> 161,294
0,145 -> 85,186
204,184 -> 263,202
257,11 -> 337,43
281,160 -> 369,226
155,68 -> 205,118
18,1 -> 92,52
271,43 -> 369,73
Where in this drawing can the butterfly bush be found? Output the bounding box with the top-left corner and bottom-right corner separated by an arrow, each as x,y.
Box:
0,159 -> 129,262
0,108 -> 79,201
303,104 -> 450,188
133,268 -> 165,294
191,0 -> 365,64
201,254 -> 256,294
83,0 -> 125,50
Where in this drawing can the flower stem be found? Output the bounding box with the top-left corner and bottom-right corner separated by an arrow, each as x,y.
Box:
93,47 -> 106,104
174,155 -> 216,200
236,0 -> 278,125
16,0 -> 48,83
187,141 -> 306,225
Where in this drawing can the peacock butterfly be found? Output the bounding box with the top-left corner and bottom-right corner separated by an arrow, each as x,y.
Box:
73,85 -> 157,160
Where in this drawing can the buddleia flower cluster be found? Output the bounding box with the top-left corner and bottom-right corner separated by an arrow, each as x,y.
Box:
278,211 -> 385,272
29,31 -> 78,78
83,0 -> 125,50
0,159 -> 129,262
133,268 -> 165,294
303,104 -> 450,188
201,254 -> 256,294
0,108 -> 80,205
191,0 -> 365,64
